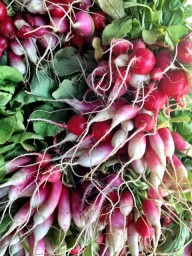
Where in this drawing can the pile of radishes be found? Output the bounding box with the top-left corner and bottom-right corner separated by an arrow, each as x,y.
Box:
0,0 -> 191,255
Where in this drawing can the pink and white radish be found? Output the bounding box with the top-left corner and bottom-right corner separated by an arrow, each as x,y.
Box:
119,191 -> 133,216
171,131 -> 192,157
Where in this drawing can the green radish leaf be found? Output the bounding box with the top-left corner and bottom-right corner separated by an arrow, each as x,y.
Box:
0,154 -> 5,181
31,70 -> 56,99
94,0 -> 126,19
142,29 -> 159,44
0,66 -> 23,85
130,18 -> 142,38
0,215 -> 12,234
102,17 -> 132,45
0,92 -> 12,107
0,115 -> 16,144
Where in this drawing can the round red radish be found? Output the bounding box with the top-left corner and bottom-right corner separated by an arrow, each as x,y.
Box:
150,67 -> 164,81
143,89 -> 166,114
155,50 -> 172,70
67,115 -> 87,136
69,245 -> 82,255
135,215 -> 155,238
130,48 -> 156,75
158,70 -> 187,98
91,121 -> 112,142
114,67 -> 131,84
48,0 -> 68,17
0,16 -> 16,38
91,11 -> 107,30
133,40 -> 146,50
176,39 -> 192,64
0,1 -> 7,21
112,39 -> 130,57
134,113 -> 155,132
72,11 -> 94,38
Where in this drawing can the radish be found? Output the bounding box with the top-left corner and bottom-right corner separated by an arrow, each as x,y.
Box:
36,152 -> 52,168
48,0 -> 68,18
33,238 -> 45,256
109,208 -> 125,229
148,132 -> 166,166
0,186 -> 9,199
0,35 -> 8,56
77,142 -> 114,167
130,48 -> 156,75
150,67 -> 164,81
38,164 -> 62,183
5,156 -> 32,174
0,1 -> 7,21
72,11 -> 95,37
134,113 -> 155,132
67,115 -> 87,136
57,185 -> 71,233
142,199 -> 161,246
0,16 -> 16,38
62,99 -> 102,114
127,222 -> 139,256
50,17 -> 69,33
131,156 -> 147,175
0,166 -> 36,188
129,73 -> 150,88
155,50 -> 172,70
114,54 -> 129,67
111,38 -> 130,57
133,40 -> 146,50
22,38 -> 38,64
128,132 -> 146,160
91,11 -> 106,30
119,191 -> 133,216
2,202 -> 36,239
171,131 -> 192,157
8,51 -> 26,75
10,40 -> 25,56
158,128 -> 175,159
26,0 -> 46,14
135,215 -> 155,238
143,88 -> 166,114
176,38 -> 192,64
9,241 -> 23,256
33,180 -> 62,226
33,212 -> 55,251
107,227 -> 127,255
158,70 -> 188,98
111,127 -> 127,148
92,121 -> 113,143
30,182 -> 51,208
71,190 -> 85,229
169,154 -> 188,182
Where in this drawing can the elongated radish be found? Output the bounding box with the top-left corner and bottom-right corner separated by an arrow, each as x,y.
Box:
171,131 -> 192,157
38,164 -> 62,183
119,191 -> 133,216
30,183 -> 50,208
71,190 -> 85,229
58,185 -> 71,233
34,238 -> 45,256
127,222 -> 139,256
8,51 -> 26,75
135,215 -> 155,238
134,113 -> 155,132
33,212 -> 55,251
33,180 -> 62,226
111,127 -> 127,148
158,128 -> 175,158
9,241 -> 23,256
148,133 -> 166,166
2,202 -> 36,239
26,0 -> 46,14
62,99 -> 102,114
142,199 -> 161,246
0,166 -> 36,189
169,154 -> 188,181
22,38 -> 38,64
77,142 -> 114,167
128,132 -> 146,160
145,143 -> 165,190
131,156 -> 147,175
10,40 -> 25,56
5,156 -> 32,174
109,208 -> 125,229
107,227 -> 127,255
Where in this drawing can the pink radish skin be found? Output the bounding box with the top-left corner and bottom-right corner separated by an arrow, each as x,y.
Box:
2,202 -> 36,239
142,199 -> 161,245
105,173 -> 123,190
158,128 -> 175,158
50,17 -> 69,33
34,238 -> 46,256
110,208 -> 125,229
58,185 -> 71,233
0,166 -> 36,188
145,143 -> 165,190
33,212 -> 55,251
33,180 -> 62,226
77,142 -> 114,167
72,11 -> 94,37
128,132 -> 146,160
22,38 -> 38,64
36,152 -> 52,168
9,40 -> 25,56
131,156 -> 148,175
30,183 -> 50,208
148,133 -> 166,166
176,38 -> 192,64
171,132 -> 192,157
170,154 -> 188,181
127,222 -> 139,256
5,156 -> 32,174
62,99 -> 102,114
8,51 -> 26,75
71,190 -> 85,229
18,182 -> 36,198
119,191 -> 133,216
112,38 -> 130,57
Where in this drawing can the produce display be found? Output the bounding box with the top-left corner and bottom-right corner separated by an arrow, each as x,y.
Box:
0,0 -> 191,255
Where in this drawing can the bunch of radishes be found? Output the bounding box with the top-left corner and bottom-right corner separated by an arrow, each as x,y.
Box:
0,0 -> 107,75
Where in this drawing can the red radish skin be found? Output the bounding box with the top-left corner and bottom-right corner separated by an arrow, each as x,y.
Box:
112,38 -> 130,57
158,70 -> 187,98
91,11 -> 106,30
176,39 -> 192,64
119,191 -> 133,216
148,132 -> 166,166
48,0 -> 68,18
0,1 -> 7,21
128,132 -> 146,160
67,115 -> 87,136
133,40 -> 146,50
134,113 -> 155,132
150,67 -> 164,81
33,180 -> 62,226
105,173 -> 123,190
0,35 -> 8,56
50,17 -> 69,33
0,16 -> 16,38
71,190 -> 85,229
135,215 -> 155,238
69,244 -> 82,255
158,128 -> 175,159
127,222 -> 139,256
155,50 -> 172,70
171,131 -> 192,157
36,152 -> 52,168
72,11 -> 94,37
143,88 -> 166,114
109,208 -> 125,229
38,164 -> 62,183
92,121 -> 112,142
77,0 -> 92,10
58,185 -> 71,233
130,48 -> 156,75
